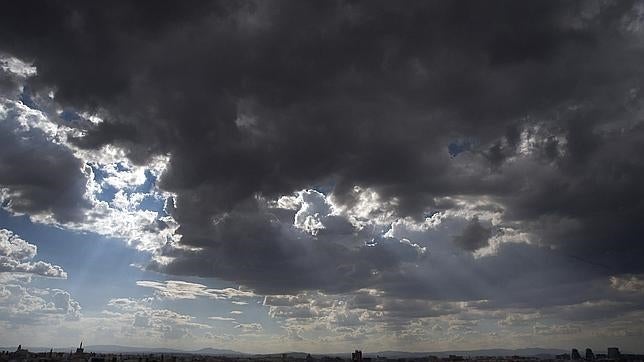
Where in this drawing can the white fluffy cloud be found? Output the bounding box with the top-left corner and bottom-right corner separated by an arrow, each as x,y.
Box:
106,297 -> 210,340
0,229 -> 66,278
0,229 -> 80,332
0,284 -> 81,325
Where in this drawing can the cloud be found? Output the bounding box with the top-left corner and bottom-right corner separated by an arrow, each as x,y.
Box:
0,229 -> 67,278
0,284 -> 81,325
0,92 -> 90,223
533,323 -> 581,336
0,55 -> 36,78
498,312 -> 541,327
0,0 -> 634,299
150,193 -> 425,295
549,300 -> 640,322
50,289 -> 82,320
136,280 -> 255,300
1,1 -> 644,349
262,289 -> 463,340
107,297 -> 210,340
1,0 -> 643,292
452,216 -> 492,252
610,275 -> 644,293
0,228 -> 36,259
1,55 -> 176,252
233,322 -> 263,333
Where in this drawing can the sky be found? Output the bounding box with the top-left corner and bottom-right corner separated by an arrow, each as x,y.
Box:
1,0 -> 644,354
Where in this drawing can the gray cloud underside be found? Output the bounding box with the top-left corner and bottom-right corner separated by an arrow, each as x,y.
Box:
1,1 -> 644,313
0,67 -> 89,222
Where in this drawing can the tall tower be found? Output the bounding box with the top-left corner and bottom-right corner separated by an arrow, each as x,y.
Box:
352,350 -> 363,362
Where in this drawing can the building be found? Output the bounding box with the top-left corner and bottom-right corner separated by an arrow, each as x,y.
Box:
13,345 -> 31,360
572,349 -> 582,360
608,348 -> 621,360
352,351 -> 363,362
586,349 -> 595,360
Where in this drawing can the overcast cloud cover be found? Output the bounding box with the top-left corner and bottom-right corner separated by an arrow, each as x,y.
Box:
1,0 -> 644,353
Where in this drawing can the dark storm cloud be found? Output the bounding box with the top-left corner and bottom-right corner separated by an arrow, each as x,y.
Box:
0,119 -> 89,222
452,216 -> 492,251
2,0 -> 644,299
150,197 -> 425,295
0,68 -> 89,222
0,67 -> 22,99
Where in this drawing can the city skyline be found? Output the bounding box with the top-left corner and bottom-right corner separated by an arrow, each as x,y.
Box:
0,343 -> 636,359
1,0 -> 644,354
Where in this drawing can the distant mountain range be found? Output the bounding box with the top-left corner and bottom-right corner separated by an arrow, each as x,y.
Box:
363,348 -> 568,358
0,345 -> 245,356
273,348 -> 567,359
0,345 -> 567,358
